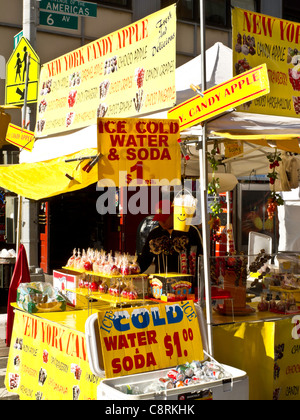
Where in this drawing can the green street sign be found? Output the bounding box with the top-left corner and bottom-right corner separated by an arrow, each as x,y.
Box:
39,11 -> 79,30
39,0 -> 97,18
14,31 -> 23,50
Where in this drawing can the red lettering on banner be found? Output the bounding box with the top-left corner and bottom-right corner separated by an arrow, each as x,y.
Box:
126,147 -> 171,161
66,332 -> 87,361
47,59 -> 62,77
64,49 -> 85,71
112,351 -> 157,374
117,20 -> 149,49
109,134 -> 170,149
98,120 -> 179,136
243,11 -> 276,37
87,37 -> 113,61
279,21 -> 300,43
23,314 -> 38,340
103,330 -> 158,352
103,335 -> 117,351
286,364 -> 300,375
98,120 -> 127,134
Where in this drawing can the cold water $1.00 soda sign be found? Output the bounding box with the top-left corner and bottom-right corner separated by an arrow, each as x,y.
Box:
97,301 -> 204,378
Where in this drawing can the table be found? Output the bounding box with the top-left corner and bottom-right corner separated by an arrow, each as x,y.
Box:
212,304 -> 300,400
5,305 -> 102,400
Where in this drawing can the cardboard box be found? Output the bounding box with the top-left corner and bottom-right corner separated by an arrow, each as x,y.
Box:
53,269 -> 86,308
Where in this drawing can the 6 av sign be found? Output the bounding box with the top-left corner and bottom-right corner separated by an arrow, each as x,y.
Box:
39,11 -> 79,30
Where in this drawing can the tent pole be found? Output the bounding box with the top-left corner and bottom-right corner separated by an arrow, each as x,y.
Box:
199,0 -> 214,356
16,196 -> 22,255
17,53 -> 31,255
198,130 -> 214,356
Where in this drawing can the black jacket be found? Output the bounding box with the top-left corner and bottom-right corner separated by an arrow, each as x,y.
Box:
137,225 -> 203,279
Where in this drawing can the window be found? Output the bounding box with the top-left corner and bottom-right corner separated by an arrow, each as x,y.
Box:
94,0 -> 132,9
283,0 -> 300,24
161,0 -> 259,27
206,0 -> 230,27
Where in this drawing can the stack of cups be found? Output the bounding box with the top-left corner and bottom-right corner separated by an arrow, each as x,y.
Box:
173,192 -> 197,232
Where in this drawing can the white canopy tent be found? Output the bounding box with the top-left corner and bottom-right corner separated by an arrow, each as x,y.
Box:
21,42 -> 300,180
20,42 -> 234,164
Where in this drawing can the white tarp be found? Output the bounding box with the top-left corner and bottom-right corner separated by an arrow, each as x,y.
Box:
20,42 -> 232,164
278,189 -> 300,252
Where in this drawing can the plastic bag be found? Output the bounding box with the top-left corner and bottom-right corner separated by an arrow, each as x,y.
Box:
17,282 -> 66,313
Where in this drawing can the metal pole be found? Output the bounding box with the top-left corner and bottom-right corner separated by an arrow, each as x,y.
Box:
23,0 -> 37,47
22,0 -> 37,127
22,54 -> 31,129
199,0 -> 214,356
17,0 -> 38,264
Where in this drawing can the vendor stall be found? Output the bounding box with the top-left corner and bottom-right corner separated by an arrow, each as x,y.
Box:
4,298 -> 249,400
3,0 -> 300,400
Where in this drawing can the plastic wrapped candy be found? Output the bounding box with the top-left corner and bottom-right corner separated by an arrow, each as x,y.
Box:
120,255 -> 130,276
17,282 -> 66,313
66,248 -> 77,268
129,253 -> 141,275
98,281 -> 108,294
121,281 -> 138,300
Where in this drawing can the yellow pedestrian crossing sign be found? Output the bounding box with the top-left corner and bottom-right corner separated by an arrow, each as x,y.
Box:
5,37 -> 40,106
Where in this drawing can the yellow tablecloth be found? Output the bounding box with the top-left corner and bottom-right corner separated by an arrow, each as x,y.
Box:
212,305 -> 300,400
5,306 -> 102,400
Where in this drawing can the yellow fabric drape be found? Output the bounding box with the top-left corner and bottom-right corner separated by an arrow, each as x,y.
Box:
211,131 -> 300,153
0,148 -> 99,200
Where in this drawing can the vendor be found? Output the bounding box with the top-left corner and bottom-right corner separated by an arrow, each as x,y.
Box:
137,200 -> 203,281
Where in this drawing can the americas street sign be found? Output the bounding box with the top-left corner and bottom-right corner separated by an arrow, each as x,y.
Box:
39,0 -> 98,18
6,37 -> 40,106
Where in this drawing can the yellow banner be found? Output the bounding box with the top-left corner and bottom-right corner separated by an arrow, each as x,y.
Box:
5,310 -> 99,400
224,141 -> 244,158
168,64 -> 269,131
98,301 -> 204,378
6,123 -> 35,151
213,316 -> 300,400
274,316 -> 300,400
97,118 -> 181,187
232,7 -> 300,118
35,5 -> 176,138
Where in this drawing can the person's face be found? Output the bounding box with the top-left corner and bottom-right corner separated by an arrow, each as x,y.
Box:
158,213 -> 173,230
